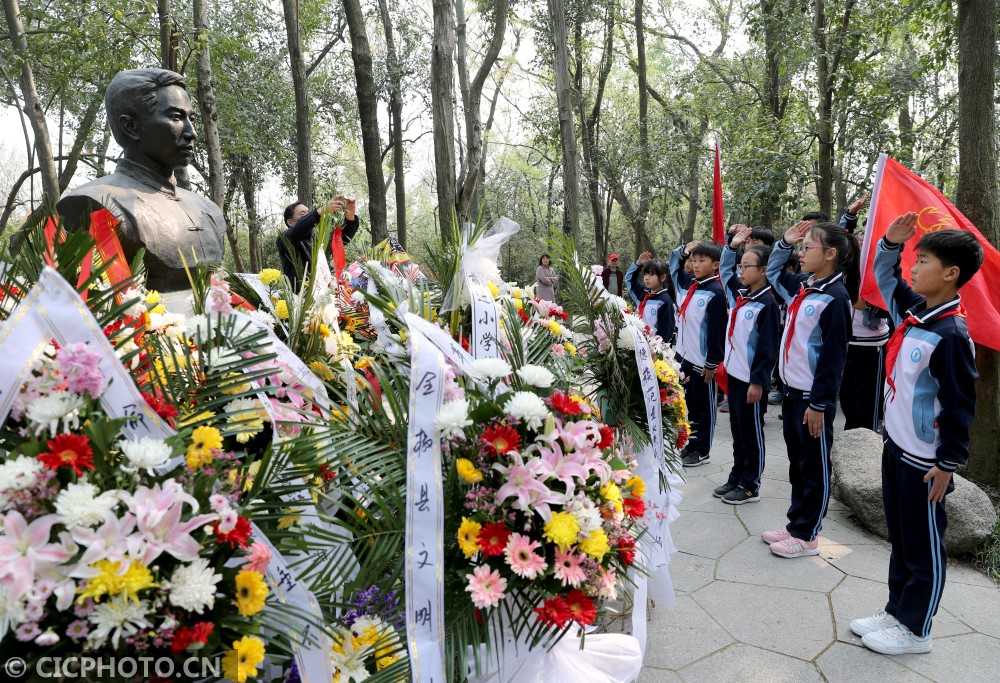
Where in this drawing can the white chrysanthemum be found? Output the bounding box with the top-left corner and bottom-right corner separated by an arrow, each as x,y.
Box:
351,290 -> 366,303
0,585 -> 27,639
504,391 -> 550,430
470,358 -> 512,380
243,309 -> 276,330
184,314 -> 211,341
516,364 -> 555,389
118,437 -> 173,474
87,596 -> 151,649
330,626 -> 371,682
0,457 -> 44,502
205,346 -> 241,371
224,397 -> 266,417
606,295 -> 628,311
436,399 -> 472,439
122,288 -> 147,318
148,312 -> 186,335
567,498 -> 602,534
324,333 -> 342,357
320,302 -> 341,326
54,481 -> 118,528
25,392 -> 83,435
167,559 -> 221,614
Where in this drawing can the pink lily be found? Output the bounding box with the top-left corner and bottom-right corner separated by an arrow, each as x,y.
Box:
492,452 -> 563,521
0,512 -> 75,600
531,440 -> 590,501
118,480 -> 217,564
70,513 -> 139,576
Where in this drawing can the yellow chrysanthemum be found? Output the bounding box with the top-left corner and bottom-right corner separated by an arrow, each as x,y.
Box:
186,425 -> 223,469
274,300 -> 290,320
354,357 -> 373,371
258,268 -> 281,286
455,458 -> 483,484
149,304 -> 166,315
221,372 -> 252,396
486,281 -> 500,299
457,517 -> 482,558
564,342 -> 577,356
601,481 -> 623,504
278,513 -> 301,530
543,511 -> 580,550
513,297 -> 524,311
578,528 -> 611,561
654,359 -> 677,383
76,559 -> 155,603
221,636 -> 266,683
145,290 -> 161,305
626,475 -> 646,499
546,320 -> 564,336
234,570 -> 269,617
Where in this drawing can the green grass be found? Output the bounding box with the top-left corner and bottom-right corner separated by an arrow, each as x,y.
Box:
972,483 -> 1000,583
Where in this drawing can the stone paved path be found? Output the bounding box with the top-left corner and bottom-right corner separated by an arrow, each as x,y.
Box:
638,402 -> 1000,683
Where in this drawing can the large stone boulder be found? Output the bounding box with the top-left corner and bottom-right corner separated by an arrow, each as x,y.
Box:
831,428 -> 998,555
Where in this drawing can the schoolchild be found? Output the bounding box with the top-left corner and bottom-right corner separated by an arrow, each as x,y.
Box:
762,220 -> 856,558
669,241 -> 728,467
714,227 -> 780,504
850,216 -> 982,655
624,251 -> 677,343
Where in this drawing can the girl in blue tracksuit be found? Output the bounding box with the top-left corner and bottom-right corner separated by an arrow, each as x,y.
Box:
763,220 -> 856,558
716,230 -> 780,504
625,252 -> 676,343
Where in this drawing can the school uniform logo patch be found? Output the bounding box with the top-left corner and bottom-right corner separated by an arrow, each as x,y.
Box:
804,305 -> 816,316
910,348 -> 922,362
744,310 -> 754,319
697,299 -> 706,307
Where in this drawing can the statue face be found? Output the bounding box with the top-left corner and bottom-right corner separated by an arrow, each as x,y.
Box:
128,84 -> 198,176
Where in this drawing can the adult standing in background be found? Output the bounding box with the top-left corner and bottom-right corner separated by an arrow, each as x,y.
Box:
536,254 -> 558,302
601,252 -> 624,296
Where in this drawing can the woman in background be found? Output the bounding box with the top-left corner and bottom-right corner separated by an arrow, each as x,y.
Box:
536,254 -> 558,302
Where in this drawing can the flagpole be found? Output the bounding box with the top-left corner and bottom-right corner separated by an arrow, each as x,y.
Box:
859,153 -> 888,298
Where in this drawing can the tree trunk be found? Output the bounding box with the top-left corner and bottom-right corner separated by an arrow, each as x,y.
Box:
455,0 -> 508,223
376,0 -> 406,246
2,0 -> 60,205
634,0 -> 652,254
241,163 -> 261,272
956,0 -> 1000,485
683,118 -> 709,244
59,89 -> 104,191
813,0 -> 833,217
342,0 -> 388,243
157,0 -> 174,69
222,169 -> 245,272
192,0 -> 225,211
282,0 -> 313,205
430,0 -> 457,240
546,0 -> 580,237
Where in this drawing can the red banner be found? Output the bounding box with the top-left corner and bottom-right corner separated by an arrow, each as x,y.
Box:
860,154 -> 1000,351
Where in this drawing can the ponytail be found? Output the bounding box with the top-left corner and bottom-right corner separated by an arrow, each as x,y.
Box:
809,222 -> 861,303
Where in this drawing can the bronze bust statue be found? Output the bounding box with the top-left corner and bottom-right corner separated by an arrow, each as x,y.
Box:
57,68 -> 226,293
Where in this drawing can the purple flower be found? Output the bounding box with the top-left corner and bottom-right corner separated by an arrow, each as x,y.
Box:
284,661 -> 301,683
66,619 -> 90,639
16,622 -> 41,642
55,342 -> 108,399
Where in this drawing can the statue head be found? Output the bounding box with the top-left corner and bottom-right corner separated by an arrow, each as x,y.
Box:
105,68 -> 197,178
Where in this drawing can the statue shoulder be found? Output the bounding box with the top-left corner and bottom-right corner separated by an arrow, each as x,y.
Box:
57,175 -> 133,231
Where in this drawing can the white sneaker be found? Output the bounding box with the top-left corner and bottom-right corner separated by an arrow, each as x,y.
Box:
861,624 -> 932,655
850,609 -> 900,637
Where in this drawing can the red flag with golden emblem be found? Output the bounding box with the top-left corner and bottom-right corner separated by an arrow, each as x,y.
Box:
860,153 -> 1000,351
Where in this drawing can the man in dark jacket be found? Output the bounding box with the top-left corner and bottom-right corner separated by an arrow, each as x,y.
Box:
601,253 -> 624,296
277,195 -> 360,289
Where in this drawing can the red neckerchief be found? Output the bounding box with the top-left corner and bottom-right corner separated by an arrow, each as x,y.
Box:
638,292 -> 654,318
782,284 -> 809,363
884,302 -> 966,399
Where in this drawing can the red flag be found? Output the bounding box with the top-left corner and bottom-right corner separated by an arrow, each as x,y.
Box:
712,138 -> 725,245
860,154 -> 1000,352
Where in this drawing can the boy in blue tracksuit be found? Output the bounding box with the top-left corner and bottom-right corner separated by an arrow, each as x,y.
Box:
714,228 -> 780,504
624,252 -> 676,343
669,241 -> 727,467
763,220 -> 855,558
850,217 -> 982,656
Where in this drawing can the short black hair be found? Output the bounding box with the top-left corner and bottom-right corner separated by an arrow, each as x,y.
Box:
749,226 -> 775,246
916,229 -> 984,288
802,211 -> 830,222
691,243 -> 722,262
785,250 -> 800,271
538,253 -> 552,265
284,201 -> 307,223
743,245 -> 772,267
640,258 -> 675,299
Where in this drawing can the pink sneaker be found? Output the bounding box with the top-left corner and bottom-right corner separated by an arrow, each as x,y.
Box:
761,528 -> 791,544
769,536 -> 820,558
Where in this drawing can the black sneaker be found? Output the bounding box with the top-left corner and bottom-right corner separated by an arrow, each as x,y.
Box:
713,483 -> 737,498
682,451 -> 710,467
722,487 -> 760,505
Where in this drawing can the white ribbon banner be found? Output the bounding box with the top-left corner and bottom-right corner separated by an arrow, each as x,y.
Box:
404,322 -> 447,683
466,273 -> 500,358
366,265 -> 406,356
0,267 -> 172,438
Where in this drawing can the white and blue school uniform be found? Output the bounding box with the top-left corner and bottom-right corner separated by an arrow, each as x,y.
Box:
669,246 -> 728,455
874,237 -> 977,638
767,240 -> 852,542
720,246 -> 780,493
840,307 -> 890,431
624,261 -> 676,342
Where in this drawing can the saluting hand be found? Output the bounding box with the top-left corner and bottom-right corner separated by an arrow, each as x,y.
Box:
848,192 -> 870,215
731,226 -> 753,249
885,212 -> 918,245
782,220 -> 812,245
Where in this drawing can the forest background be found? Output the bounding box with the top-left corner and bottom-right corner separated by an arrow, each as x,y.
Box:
2,0 -> 1000,486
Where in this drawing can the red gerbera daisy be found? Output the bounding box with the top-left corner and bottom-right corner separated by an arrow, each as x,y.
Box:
659,388 -> 669,404
676,425 -> 689,450
534,596 -> 571,628
214,515 -> 253,549
622,497 -> 646,519
477,522 -> 511,557
171,622 -> 215,653
549,391 -> 582,416
596,425 -> 614,450
481,424 -> 522,456
565,589 -> 597,626
518,309 -> 530,324
143,392 -> 179,420
617,536 -> 636,566
37,434 -> 94,476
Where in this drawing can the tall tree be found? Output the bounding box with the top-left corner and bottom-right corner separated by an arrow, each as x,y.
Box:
430,0 -> 457,239
634,0 -> 653,254
192,0 -> 225,211
547,0 -> 580,237
281,0 -> 312,205
956,0 -> 1000,485
342,0 -> 388,242
376,0 -> 406,245
2,0 -> 59,205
